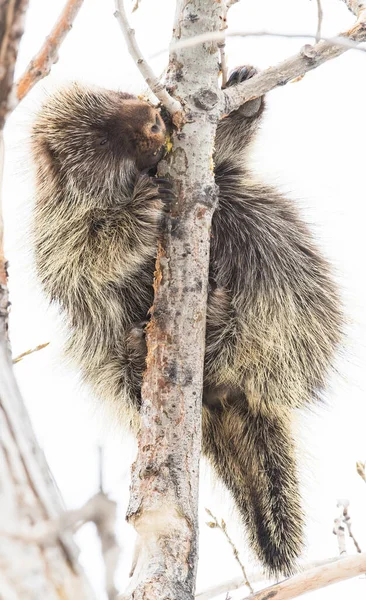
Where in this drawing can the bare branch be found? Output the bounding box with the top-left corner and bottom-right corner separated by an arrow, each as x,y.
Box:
16,0 -> 85,102
221,8 -> 366,115
240,554 -> 366,600
114,0 -> 182,115
0,0 -> 29,126
338,499 -> 362,554
195,558 -> 341,600
356,460 -> 366,482
333,517 -> 347,555
12,342 -> 50,364
152,30 -> 365,59
205,509 -> 253,594
219,1 -> 239,87
1,492 -> 120,600
316,0 -> 323,42
0,0 -> 29,341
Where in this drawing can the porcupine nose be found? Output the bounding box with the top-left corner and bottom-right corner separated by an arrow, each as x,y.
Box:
151,114 -> 163,134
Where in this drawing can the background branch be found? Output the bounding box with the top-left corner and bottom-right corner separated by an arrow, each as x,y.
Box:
205,508 -> 253,594
337,498 -> 362,554
316,0 -> 323,42
219,0 -> 240,87
356,460 -> 366,482
12,342 -> 50,364
221,7 -> 366,114
0,1 -> 97,597
154,30 -> 365,58
114,0 -> 182,115
1,492 -> 119,599
195,558 -> 341,600
241,554 -> 366,600
16,0 -> 85,102
0,0 -> 29,343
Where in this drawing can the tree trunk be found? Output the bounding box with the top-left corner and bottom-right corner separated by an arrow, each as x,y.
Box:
124,1 -> 224,599
0,338 -> 95,599
0,2 -> 94,597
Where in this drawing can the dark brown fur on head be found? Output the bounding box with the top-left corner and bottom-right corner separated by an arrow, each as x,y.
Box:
32,83 -> 166,192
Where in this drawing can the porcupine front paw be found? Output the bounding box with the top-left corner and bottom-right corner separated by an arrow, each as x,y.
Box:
225,65 -> 264,118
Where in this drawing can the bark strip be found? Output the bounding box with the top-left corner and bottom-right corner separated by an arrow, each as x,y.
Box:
16,0 -> 85,102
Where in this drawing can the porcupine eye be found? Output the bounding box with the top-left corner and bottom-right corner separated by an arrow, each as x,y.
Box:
100,137 -> 108,146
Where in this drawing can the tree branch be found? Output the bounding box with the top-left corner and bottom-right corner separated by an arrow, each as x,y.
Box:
356,460 -> 366,482
205,508 -> 253,594
221,7 -> 366,115
333,517 -> 347,555
219,0 -> 240,87
0,0 -> 29,126
316,0 -> 323,42
152,30 -> 365,58
238,555 -> 366,600
337,498 -> 362,554
15,0 -> 85,102
114,0 -> 182,116
0,0 -> 29,342
195,558 -> 341,600
1,491 -> 119,599
12,342 -> 50,364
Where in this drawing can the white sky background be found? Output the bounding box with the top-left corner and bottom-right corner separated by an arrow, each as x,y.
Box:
2,0 -> 366,598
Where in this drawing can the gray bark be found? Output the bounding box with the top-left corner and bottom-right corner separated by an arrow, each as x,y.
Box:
124,2 -> 224,599
0,2 -> 94,597
0,339 -> 96,600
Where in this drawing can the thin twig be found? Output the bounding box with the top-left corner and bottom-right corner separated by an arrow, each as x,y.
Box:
338,499 -> 362,554
98,446 -> 105,493
0,0 -> 29,125
205,508 -> 253,594
333,517 -> 347,555
150,30 -> 366,59
356,461 -> 366,483
220,0 -> 240,87
221,6 -> 366,116
16,0 -> 85,102
12,342 -> 50,364
240,554 -> 366,600
316,0 -> 323,42
114,0 -> 182,115
219,43 -> 228,88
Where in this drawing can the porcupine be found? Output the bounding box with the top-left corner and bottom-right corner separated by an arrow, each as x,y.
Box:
30,67 -> 343,576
